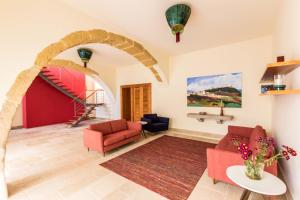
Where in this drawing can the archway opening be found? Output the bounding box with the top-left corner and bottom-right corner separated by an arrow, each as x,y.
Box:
5,64 -> 116,197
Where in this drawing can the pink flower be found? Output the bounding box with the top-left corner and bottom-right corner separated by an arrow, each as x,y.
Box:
282,150 -> 288,156
242,155 -> 249,160
291,150 -> 297,156
285,156 -> 290,160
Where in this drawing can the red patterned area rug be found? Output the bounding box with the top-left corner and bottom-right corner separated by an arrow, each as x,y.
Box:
100,135 -> 215,200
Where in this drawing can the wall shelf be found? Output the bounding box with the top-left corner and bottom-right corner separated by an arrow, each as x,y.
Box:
260,89 -> 300,96
260,60 -> 300,83
187,113 -> 234,124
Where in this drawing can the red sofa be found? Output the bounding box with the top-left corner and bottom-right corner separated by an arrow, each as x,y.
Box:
207,125 -> 277,185
83,119 -> 141,156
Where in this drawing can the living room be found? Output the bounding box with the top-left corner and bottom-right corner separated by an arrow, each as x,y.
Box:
0,1 -> 299,200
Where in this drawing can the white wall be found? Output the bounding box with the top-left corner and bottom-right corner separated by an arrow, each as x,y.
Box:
272,1 -> 300,199
117,36 -> 273,135
94,82 -> 116,119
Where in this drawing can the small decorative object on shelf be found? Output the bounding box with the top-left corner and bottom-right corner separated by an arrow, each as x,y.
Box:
232,137 -> 297,180
261,84 -> 274,94
274,74 -> 286,91
277,56 -> 285,62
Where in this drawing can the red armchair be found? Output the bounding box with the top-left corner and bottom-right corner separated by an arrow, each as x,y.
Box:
83,119 -> 141,156
207,125 -> 277,185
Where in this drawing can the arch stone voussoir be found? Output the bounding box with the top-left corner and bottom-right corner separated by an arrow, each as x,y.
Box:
6,67 -> 40,103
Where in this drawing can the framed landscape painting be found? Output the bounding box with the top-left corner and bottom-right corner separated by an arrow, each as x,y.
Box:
187,72 -> 242,108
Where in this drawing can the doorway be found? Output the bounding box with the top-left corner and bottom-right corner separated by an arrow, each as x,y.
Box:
121,83 -> 151,121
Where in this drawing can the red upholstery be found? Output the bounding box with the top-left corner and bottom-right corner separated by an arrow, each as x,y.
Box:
117,129 -> 140,139
103,132 -> 126,146
89,122 -> 112,135
207,125 -> 278,185
228,125 -> 253,137
249,125 -> 266,150
83,119 -> 141,154
127,121 -> 142,132
83,129 -> 103,151
110,119 -> 127,132
103,135 -> 140,152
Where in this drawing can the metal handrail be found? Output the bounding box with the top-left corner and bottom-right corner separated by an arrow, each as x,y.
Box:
73,89 -> 105,117
72,89 -> 104,104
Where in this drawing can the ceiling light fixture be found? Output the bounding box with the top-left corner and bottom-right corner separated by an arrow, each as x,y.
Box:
165,4 -> 191,43
77,48 -> 93,68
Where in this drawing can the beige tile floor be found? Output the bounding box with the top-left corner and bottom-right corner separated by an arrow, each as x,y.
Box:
5,121 -> 286,200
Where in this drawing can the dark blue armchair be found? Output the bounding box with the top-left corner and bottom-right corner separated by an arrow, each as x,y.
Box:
141,114 -> 169,133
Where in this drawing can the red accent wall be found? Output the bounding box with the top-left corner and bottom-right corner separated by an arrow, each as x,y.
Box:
23,68 -> 86,128
45,68 -> 86,98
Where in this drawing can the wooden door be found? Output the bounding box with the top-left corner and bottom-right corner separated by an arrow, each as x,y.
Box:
142,84 -> 151,115
133,86 -> 142,121
121,86 -> 132,121
121,83 -> 151,121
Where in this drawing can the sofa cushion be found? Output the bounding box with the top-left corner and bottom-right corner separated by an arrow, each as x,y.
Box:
89,122 -> 112,135
249,125 -> 266,150
110,119 -> 128,132
103,132 -> 126,146
216,133 -> 249,153
118,129 -> 140,139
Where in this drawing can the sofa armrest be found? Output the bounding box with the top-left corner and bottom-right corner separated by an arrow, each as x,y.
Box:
158,116 -> 169,124
141,117 -> 152,124
127,121 -> 142,132
228,125 -> 253,137
207,148 -> 244,184
83,128 -> 104,152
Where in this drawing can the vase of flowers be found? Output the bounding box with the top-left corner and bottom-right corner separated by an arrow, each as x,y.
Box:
245,161 -> 265,180
232,137 -> 297,180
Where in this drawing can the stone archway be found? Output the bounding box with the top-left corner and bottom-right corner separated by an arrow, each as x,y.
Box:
0,29 -> 162,199
35,29 -> 163,82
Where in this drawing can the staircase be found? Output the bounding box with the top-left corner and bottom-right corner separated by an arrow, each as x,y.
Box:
38,68 -> 104,127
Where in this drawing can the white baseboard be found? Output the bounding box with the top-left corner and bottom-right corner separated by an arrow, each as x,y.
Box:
169,128 -> 223,143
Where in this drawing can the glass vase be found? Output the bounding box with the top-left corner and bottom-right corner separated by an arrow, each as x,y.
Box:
245,162 -> 265,180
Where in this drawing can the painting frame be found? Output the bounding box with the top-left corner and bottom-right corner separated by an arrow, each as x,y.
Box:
187,72 -> 242,108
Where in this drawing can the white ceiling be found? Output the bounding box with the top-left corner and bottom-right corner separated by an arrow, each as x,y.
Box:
60,0 -> 279,56
56,44 -> 139,68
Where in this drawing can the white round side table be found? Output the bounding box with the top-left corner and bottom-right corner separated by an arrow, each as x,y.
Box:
226,165 -> 286,200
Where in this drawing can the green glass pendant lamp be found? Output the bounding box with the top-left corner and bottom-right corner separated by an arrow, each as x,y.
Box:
77,48 -> 93,68
165,4 -> 191,43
